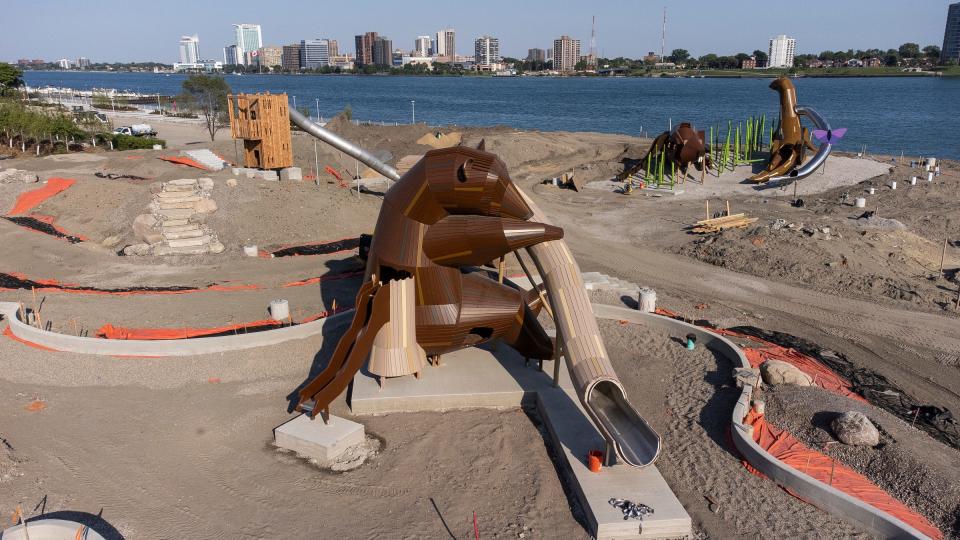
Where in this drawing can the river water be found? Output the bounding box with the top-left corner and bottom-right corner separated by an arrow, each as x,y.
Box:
23,71 -> 960,159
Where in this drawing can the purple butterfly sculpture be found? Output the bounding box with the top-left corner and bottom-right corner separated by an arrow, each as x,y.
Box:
813,128 -> 847,144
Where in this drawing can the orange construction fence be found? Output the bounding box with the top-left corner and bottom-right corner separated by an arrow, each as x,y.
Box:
743,408 -> 942,539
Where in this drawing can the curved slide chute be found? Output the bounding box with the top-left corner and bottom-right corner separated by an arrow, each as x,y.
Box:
290,107 -> 661,467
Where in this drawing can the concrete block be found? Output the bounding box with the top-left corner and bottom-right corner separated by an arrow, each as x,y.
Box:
280,167 -> 303,181
274,414 -> 365,465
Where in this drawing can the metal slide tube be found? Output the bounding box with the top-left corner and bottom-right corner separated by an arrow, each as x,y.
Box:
288,108 -> 400,182
769,105 -> 833,184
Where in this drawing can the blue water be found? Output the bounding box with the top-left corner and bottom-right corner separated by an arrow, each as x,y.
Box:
23,71 -> 960,159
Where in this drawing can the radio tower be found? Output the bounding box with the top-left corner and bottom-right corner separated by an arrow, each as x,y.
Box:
588,15 -> 598,68
661,7 -> 667,60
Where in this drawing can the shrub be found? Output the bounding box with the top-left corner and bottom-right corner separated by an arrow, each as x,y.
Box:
111,134 -> 165,150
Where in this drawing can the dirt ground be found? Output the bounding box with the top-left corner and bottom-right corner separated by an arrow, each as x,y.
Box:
2,112 -> 959,538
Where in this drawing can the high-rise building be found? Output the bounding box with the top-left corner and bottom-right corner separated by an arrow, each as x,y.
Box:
943,2 -> 960,63
552,36 -> 581,72
223,45 -> 240,65
282,43 -> 302,71
526,48 -> 546,63
76,57 -> 91,69
300,39 -> 331,70
435,29 -> 455,57
233,23 -> 263,66
415,36 -> 431,57
768,34 -> 796,68
355,32 -> 378,66
372,36 -> 393,67
474,36 -> 500,68
179,34 -> 200,64
257,46 -> 283,69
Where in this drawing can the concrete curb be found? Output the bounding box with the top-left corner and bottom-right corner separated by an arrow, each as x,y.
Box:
0,301 -> 350,357
591,303 -> 931,540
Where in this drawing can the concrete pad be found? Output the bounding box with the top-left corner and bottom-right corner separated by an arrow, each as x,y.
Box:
280,167 -> 302,181
351,344 -> 571,414
274,414 -> 365,464
537,389 -> 691,539
351,345 -> 691,539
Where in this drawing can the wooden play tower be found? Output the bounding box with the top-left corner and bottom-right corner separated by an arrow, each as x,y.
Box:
227,93 -> 293,170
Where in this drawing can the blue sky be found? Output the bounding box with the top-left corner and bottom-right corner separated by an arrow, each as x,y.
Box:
1,0 -> 953,63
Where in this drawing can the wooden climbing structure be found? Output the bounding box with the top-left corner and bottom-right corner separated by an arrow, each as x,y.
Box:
227,93 -> 293,170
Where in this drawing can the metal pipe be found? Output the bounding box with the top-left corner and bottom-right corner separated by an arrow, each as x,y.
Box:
769,105 -> 832,184
289,107 -> 400,182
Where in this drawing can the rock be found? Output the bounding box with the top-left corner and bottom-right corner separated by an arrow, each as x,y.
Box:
101,235 -> 122,248
225,178 -> 238,187
122,243 -> 153,256
193,198 -> 218,213
760,360 -> 812,386
132,213 -> 158,241
831,411 -> 879,446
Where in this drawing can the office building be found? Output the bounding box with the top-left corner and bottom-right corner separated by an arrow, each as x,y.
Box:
300,39 -> 331,70
233,23 -> 263,65
257,46 -> 282,69
768,34 -> 796,68
527,48 -> 546,63
474,36 -> 500,68
282,43 -> 302,70
373,36 -> 393,67
223,45 -> 240,65
943,2 -> 960,63
415,36 -> 431,57
355,32 -> 378,66
179,34 -> 200,64
552,35 -> 581,72
435,29 -> 455,57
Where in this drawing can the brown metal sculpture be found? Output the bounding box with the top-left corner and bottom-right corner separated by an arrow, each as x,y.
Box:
749,77 -> 818,183
617,122 -> 712,181
297,142 -> 561,417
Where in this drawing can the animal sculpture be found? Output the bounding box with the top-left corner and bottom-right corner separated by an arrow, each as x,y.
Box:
617,122 -> 712,181
749,76 -> 819,183
296,141 -> 562,420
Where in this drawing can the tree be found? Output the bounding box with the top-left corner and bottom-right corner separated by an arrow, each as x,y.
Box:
752,50 -> 769,67
179,74 -> 231,141
0,63 -> 24,95
898,43 -> 920,59
923,45 -> 941,63
669,49 -> 690,64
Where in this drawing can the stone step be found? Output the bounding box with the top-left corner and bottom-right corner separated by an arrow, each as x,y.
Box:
154,208 -> 195,220
167,178 -> 199,186
160,218 -> 190,227
163,228 -> 205,240
156,191 -> 200,200
157,200 -> 200,210
161,223 -> 201,234
163,185 -> 198,193
165,234 -> 213,248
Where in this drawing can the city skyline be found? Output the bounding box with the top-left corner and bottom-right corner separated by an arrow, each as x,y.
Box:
0,0 -> 953,63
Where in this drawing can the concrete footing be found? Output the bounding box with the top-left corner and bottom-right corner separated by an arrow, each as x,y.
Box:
274,414 -> 365,465
350,345 -> 691,539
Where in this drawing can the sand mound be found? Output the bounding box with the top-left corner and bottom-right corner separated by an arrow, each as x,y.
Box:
416,131 -> 462,148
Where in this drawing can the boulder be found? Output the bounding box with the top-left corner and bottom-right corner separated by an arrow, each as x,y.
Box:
831,411 -> 879,446
132,213 -> 159,242
760,360 -> 813,386
194,198 -> 218,214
